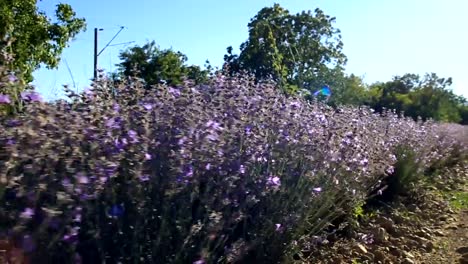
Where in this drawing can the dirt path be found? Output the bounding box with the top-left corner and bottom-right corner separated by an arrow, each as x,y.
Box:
416,184 -> 468,264
300,163 -> 468,264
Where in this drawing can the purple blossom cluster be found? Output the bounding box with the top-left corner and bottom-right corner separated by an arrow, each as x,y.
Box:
0,74 -> 466,263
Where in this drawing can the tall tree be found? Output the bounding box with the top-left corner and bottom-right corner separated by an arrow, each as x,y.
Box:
116,41 -> 209,87
224,4 -> 346,94
0,0 -> 86,83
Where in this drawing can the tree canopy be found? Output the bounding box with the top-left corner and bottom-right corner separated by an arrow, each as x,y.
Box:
116,40 -> 209,87
0,0 -> 86,83
224,3 -> 346,94
367,73 -> 467,123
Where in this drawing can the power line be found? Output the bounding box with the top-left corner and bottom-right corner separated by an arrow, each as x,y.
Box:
98,26 -> 125,57
93,26 -> 132,80
108,41 -> 135,47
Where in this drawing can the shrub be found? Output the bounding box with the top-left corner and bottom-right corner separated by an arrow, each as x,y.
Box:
0,74 -> 465,263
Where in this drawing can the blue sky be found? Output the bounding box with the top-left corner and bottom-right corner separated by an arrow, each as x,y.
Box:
33,0 -> 468,100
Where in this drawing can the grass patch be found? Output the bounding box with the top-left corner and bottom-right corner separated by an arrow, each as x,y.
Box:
448,191 -> 468,210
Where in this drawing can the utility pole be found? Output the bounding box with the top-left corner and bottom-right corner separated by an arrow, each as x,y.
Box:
93,28 -> 103,81
93,26 -> 128,81
93,28 -> 98,80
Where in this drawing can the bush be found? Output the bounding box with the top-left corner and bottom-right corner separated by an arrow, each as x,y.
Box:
0,74 -> 465,263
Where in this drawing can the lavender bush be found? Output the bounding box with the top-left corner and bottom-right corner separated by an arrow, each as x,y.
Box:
0,72 -> 466,263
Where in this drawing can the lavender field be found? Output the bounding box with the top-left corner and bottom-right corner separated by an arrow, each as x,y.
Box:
1,73 -> 466,263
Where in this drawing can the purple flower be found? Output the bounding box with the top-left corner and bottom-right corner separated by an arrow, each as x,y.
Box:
20,91 -> 42,102
267,176 -> 281,187
76,173 -> 89,184
290,101 -> 301,108
6,119 -> 21,127
20,208 -> 35,219
206,133 -> 219,141
139,174 -> 150,182
63,227 -> 80,243
83,88 -> 94,97
73,213 -> 82,223
245,125 -> 253,135
8,75 -> 17,83
275,223 -> 282,231
142,103 -> 153,110
313,187 -> 322,193
206,120 -> 222,131
205,163 -> 212,170
359,158 -> 369,166
111,103 -> 120,112
128,130 -> 138,142
104,163 -> 118,176
0,94 -> 11,104
185,165 -> 194,177
168,87 -> 181,97
99,176 -> 108,184
239,165 -> 245,174
145,153 -> 152,160
62,178 -> 72,188
105,117 -> 121,129
114,138 -> 128,150
386,166 -> 395,175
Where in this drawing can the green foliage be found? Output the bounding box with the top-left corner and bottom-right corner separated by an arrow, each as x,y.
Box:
311,69 -> 370,106
448,191 -> 468,210
0,47 -> 34,117
116,40 -> 210,87
0,0 -> 86,83
383,146 -> 423,201
368,73 -> 467,124
459,104 -> 468,125
224,3 -> 346,93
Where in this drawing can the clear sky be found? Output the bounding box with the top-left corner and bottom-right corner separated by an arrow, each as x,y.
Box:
32,0 -> 468,101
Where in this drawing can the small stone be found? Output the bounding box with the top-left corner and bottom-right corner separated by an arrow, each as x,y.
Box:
405,239 -> 419,249
374,227 -> 388,243
439,215 -> 449,221
421,227 -> 432,233
457,247 -> 468,254
415,230 -> 431,239
377,216 -> 395,233
355,243 -> 368,254
402,251 -> 415,259
373,250 -> 386,263
434,230 -> 445,236
425,241 -> 434,252
389,246 -> 401,257
402,257 -> 415,264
